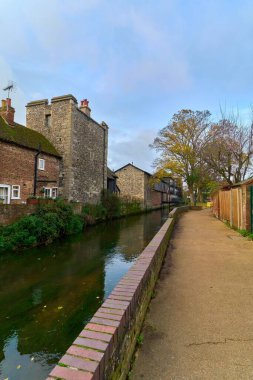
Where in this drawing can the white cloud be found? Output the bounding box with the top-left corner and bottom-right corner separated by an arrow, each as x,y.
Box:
108,128 -> 158,172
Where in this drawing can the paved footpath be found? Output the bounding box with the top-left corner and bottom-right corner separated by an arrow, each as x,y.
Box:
131,209 -> 253,380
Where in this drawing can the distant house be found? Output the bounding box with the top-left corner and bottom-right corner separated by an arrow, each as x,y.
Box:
115,163 -> 180,207
0,98 -> 61,204
161,177 -> 182,204
107,168 -> 120,194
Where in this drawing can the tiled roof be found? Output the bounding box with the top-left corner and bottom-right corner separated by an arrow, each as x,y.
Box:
0,116 -> 61,157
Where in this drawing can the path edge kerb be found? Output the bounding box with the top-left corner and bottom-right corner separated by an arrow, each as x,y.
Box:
47,206 -> 189,380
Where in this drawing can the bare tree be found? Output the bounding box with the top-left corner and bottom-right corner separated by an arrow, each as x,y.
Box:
203,110 -> 253,185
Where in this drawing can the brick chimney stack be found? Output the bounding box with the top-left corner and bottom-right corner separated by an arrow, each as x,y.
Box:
80,99 -> 91,117
0,98 -> 15,124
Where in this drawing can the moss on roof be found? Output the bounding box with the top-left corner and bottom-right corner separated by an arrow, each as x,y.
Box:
0,116 -> 61,157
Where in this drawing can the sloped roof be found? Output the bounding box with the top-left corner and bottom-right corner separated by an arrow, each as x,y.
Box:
115,163 -> 151,176
0,116 -> 61,157
107,167 -> 118,179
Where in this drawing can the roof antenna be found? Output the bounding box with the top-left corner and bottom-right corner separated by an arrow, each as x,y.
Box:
3,81 -> 16,110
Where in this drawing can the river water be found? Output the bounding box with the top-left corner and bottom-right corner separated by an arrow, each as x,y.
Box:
0,208 -> 169,380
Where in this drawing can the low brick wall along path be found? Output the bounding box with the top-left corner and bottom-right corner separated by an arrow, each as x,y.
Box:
47,206 -> 189,380
132,209 -> 253,380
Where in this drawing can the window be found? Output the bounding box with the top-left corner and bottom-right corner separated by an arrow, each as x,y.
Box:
0,185 -> 10,204
38,158 -> 45,170
45,114 -> 51,128
52,188 -> 58,199
11,185 -> 20,199
44,188 -> 51,198
44,187 -> 58,199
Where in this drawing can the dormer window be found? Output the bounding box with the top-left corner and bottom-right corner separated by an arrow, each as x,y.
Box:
38,158 -> 45,170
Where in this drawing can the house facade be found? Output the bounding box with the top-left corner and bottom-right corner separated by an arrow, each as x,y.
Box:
115,163 -> 180,207
26,95 -> 108,204
0,99 -> 61,204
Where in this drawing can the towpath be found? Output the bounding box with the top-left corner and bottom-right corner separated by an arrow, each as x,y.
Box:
131,209 -> 253,380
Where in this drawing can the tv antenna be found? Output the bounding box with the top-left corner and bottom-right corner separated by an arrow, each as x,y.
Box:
3,81 -> 16,110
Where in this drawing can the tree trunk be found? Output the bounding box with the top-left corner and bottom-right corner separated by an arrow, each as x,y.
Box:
189,188 -> 194,205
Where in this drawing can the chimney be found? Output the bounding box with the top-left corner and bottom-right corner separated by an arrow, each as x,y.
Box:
80,99 -> 91,117
0,98 -> 15,124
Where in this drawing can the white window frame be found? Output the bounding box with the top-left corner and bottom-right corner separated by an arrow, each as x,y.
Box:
44,188 -> 51,198
51,187 -> 58,199
11,185 -> 21,199
38,158 -> 45,171
44,187 -> 58,199
0,184 -> 11,204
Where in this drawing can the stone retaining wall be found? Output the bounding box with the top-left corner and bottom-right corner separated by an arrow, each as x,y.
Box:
47,206 -> 189,380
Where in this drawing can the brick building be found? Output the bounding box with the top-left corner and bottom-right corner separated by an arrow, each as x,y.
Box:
115,163 -> 177,207
26,95 -> 108,203
0,99 -> 61,204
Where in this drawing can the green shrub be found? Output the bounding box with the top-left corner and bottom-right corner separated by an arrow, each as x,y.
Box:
101,190 -> 121,219
0,201 -> 84,252
82,203 -> 107,220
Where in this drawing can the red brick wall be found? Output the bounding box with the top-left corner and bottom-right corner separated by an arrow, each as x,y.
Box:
0,141 -> 60,204
0,204 -> 37,225
151,190 -> 162,207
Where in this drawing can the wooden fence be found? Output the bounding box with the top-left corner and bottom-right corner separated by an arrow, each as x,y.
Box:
212,187 -> 244,230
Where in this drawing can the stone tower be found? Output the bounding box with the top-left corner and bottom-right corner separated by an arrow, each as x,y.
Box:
26,94 -> 108,203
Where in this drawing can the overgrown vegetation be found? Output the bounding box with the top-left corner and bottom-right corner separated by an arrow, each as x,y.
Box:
0,201 -> 84,252
224,220 -> 253,240
82,191 -> 142,223
0,192 -> 144,253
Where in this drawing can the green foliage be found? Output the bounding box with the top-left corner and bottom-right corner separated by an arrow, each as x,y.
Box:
120,196 -> 142,216
0,200 -> 84,252
0,194 -> 144,253
136,334 -> 144,345
82,203 -> 107,221
82,192 -> 142,223
101,190 -> 121,219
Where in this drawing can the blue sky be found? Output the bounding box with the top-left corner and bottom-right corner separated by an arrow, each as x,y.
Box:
1,0 -> 253,171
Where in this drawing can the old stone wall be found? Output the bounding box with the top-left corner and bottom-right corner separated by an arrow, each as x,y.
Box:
71,106 -> 108,204
116,166 -> 145,204
26,95 -> 108,204
144,173 -> 152,207
0,141 -> 60,203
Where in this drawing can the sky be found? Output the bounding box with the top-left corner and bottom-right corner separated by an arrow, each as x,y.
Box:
1,0 -> 253,172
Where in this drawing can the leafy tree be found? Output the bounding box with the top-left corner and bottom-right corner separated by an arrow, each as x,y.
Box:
151,109 -> 212,204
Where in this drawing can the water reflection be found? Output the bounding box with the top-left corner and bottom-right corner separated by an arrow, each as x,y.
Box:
0,208 -> 169,380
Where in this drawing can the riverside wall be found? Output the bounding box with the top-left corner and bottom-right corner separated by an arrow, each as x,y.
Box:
47,205 -> 189,380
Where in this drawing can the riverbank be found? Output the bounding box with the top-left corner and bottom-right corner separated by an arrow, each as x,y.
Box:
0,208 -> 170,380
0,195 -> 172,253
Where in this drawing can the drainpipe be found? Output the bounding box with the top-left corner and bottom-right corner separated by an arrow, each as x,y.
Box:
33,144 -> 41,196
